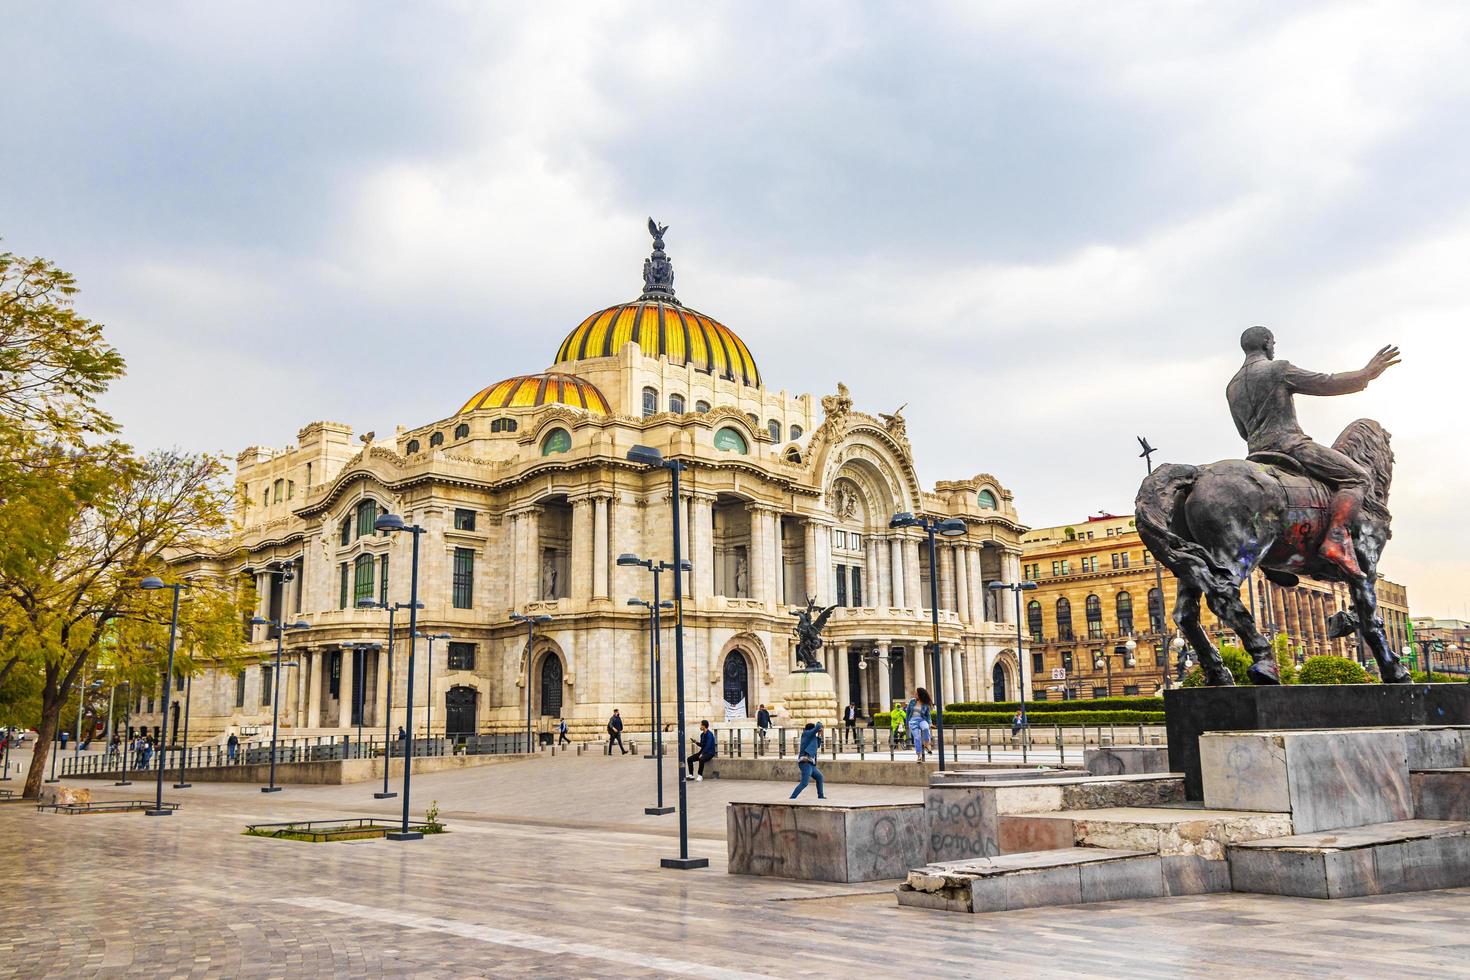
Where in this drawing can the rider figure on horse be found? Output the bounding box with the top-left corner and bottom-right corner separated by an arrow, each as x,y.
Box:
1227,327 -> 1401,581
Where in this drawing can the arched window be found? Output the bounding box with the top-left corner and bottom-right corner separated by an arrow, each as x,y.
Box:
490,418 -> 518,433
406,439 -> 420,454
1116,591 -> 1134,634
353,553 -> 375,603
541,428 -> 571,455
1148,587 -> 1166,633
262,487 -> 270,506
1056,597 -> 1074,641
642,387 -> 658,417
287,480 -> 295,500
339,517 -> 352,546
539,654 -> 563,716
789,424 -> 803,440
784,447 -> 802,463
722,651 -> 750,716
1086,594 -> 1103,639
355,499 -> 378,538
695,400 -> 711,414
454,423 -> 469,439
745,412 -> 759,427
713,427 -> 748,454
977,488 -> 998,510
429,431 -> 444,447
1027,600 -> 1044,640
767,420 -> 780,443
669,393 -> 685,414
273,478 -> 284,502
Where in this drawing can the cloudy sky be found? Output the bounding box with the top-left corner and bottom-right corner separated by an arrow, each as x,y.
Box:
4,2 -> 1468,616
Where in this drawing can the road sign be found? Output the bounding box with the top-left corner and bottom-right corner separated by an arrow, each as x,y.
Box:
1050,668 -> 1067,680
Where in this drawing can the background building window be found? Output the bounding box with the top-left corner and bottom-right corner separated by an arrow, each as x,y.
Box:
490,418 -> 518,433
1061,650 -> 1074,671
1032,652 -> 1044,673
835,565 -> 848,606
353,554 -> 375,604
1092,686 -> 1108,699
452,548 -> 474,608
454,422 -> 469,439
447,642 -> 476,671
1027,600 -> 1043,640
1116,591 -> 1134,633
1056,597 -> 1074,641
454,508 -> 476,531
338,562 -> 348,609
234,670 -> 246,707
767,419 -> 780,442
713,427 -> 748,453
789,424 -> 803,440
1086,594 -> 1103,639
355,499 -> 377,538
669,393 -> 685,413
1148,588 -> 1165,632
1123,684 -> 1140,696
642,387 -> 658,417
260,665 -> 273,706
406,439 -> 420,453
541,428 -> 571,455
851,567 -> 862,606
977,488 -> 998,509
429,431 -> 444,447
340,518 -> 351,546
695,400 -> 711,413
379,554 -> 389,604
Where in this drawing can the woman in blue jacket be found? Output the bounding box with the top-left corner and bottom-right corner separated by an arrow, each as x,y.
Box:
906,687 -> 934,763
789,722 -> 827,799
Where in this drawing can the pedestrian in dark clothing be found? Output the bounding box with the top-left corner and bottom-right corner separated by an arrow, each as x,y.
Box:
226,732 -> 240,763
755,704 -> 772,750
790,722 -> 826,799
843,703 -> 858,744
686,720 -> 716,780
606,709 -> 627,755
557,717 -> 570,747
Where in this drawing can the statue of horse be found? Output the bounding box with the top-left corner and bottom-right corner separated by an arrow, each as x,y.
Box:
1134,418 -> 1408,686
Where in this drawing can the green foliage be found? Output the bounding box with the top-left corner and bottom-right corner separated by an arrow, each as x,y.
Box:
1409,671 -> 1463,684
1297,655 -> 1371,685
425,799 -> 442,829
873,709 -> 1163,727
947,697 -> 1164,713
1182,644 -> 1253,687
1272,633 -> 1299,685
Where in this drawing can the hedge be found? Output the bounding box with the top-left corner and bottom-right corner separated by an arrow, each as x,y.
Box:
1297,655 -> 1371,685
945,697 -> 1164,714
872,709 -> 1164,727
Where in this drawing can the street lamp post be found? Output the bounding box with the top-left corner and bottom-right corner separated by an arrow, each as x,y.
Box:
358,598 -> 420,799
1136,437 -> 1176,687
1096,640 -> 1137,698
250,609 -> 309,793
173,671 -> 194,788
413,633 -> 450,742
988,578 -> 1040,763
113,681 -> 132,786
626,444 -> 707,870
342,642 -> 382,755
627,592 -> 676,816
139,577 -> 188,816
509,614 -> 552,752
374,512 -> 426,841
889,512 -> 966,772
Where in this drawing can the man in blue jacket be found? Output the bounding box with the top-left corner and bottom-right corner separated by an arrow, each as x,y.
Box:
685,720 -> 717,781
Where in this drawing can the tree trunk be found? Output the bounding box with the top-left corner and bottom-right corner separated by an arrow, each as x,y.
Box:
22,693 -> 61,800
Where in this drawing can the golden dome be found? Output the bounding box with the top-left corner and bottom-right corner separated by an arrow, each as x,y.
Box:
458,372 -> 610,416
552,219 -> 761,387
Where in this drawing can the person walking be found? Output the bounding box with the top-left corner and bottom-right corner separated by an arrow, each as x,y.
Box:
606,709 -> 626,755
890,700 -> 907,748
789,721 -> 827,799
755,703 -> 772,751
905,688 -> 934,763
557,717 -> 570,747
686,719 -> 717,781
843,703 -> 858,744
226,731 -> 240,764
1010,710 -> 1024,741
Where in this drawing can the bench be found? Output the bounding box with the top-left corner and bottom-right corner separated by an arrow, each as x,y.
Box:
36,800 -> 180,814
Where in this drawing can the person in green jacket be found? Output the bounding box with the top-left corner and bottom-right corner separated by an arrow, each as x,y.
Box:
890,700 -> 907,746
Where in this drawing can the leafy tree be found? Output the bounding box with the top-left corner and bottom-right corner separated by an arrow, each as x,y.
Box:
1182,644 -> 1253,687
1297,655 -> 1371,685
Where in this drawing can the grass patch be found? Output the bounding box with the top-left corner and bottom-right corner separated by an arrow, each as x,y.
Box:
243,818 -> 446,842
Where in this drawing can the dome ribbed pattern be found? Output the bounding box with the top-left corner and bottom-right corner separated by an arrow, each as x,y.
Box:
554,300 -> 761,387
458,372 -> 610,416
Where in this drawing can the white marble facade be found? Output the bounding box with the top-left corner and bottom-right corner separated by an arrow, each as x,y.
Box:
145,230 -> 1030,743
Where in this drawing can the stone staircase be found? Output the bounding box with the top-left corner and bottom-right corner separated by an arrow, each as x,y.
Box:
899,724 -> 1470,913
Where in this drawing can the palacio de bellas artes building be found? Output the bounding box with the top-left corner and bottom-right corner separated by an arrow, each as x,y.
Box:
145,222 -> 1029,744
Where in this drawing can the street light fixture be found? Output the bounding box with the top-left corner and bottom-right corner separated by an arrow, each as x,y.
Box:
1095,638 -> 1137,697
889,512 -> 966,771
988,578 -> 1040,763
250,609 -> 310,793
374,511 -> 427,841
412,633 -> 451,740
628,594 -> 676,816
140,576 -> 187,816
626,444 -> 707,870
358,597 -> 422,799
509,614 -> 552,751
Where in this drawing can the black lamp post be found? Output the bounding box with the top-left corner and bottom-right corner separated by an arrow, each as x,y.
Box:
139,576 -> 187,816
988,578 -> 1040,763
889,512 -> 966,771
172,670 -> 193,788
374,511 -> 426,841
509,613 -> 552,751
342,641 -> 382,754
627,444 -> 707,870
1096,639 -> 1137,698
113,681 -> 132,786
250,612 -> 309,792
358,597 -> 421,799
412,632 -> 450,741
627,589 -> 676,816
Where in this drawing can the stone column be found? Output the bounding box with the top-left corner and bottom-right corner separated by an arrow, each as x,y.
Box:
1000,550 -> 1020,623
888,537 -> 904,608
955,544 -> 971,623
338,646 -> 355,729
967,546 -> 985,622
904,537 -> 923,615
941,643 -> 956,709
294,649 -> 309,726
305,651 -> 321,729
803,521 -> 819,602
570,497 -> 593,603
876,640 -> 893,710
772,514 -> 785,607
375,648 -> 389,731
691,494 -> 714,601
814,522 -> 835,605
749,505 -> 770,606
939,545 -> 957,612
833,642 -> 848,710
592,496 -> 609,600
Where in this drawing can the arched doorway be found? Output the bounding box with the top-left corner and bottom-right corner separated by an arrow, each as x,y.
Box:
539,653 -> 563,716
992,662 -> 1008,702
445,686 -> 478,737
722,651 -> 749,718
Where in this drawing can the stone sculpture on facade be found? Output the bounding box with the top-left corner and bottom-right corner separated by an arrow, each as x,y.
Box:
791,597 -> 839,671
1135,327 -> 1407,686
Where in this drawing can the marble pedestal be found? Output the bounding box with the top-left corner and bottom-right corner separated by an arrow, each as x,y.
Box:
776,669 -> 839,727
726,800 -> 925,882
1084,746 -> 1171,776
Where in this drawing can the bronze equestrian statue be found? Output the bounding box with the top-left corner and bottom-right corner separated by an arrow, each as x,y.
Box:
1135,327 -> 1407,686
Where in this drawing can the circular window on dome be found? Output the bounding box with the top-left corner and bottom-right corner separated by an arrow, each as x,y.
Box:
977,488 -> 998,510
541,428 -> 571,456
713,427 -> 748,454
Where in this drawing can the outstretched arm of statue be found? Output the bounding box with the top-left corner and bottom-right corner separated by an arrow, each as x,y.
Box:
1284,345 -> 1399,397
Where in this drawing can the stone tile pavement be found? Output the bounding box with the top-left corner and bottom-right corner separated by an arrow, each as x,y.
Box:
2,753 -> 1469,978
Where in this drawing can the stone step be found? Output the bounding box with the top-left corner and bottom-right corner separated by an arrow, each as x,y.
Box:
1229,819 -> 1470,899
898,847 -> 1208,914
999,805 -> 1293,861
929,767 -> 1080,785
1411,768 -> 1470,821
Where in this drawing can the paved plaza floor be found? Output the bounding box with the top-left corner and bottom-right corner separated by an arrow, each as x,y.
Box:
3,750 -> 1470,978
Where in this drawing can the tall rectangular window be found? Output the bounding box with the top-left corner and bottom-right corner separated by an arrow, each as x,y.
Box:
260,666 -> 273,706
453,548 -> 475,609
353,554 -> 374,604
379,554 -> 389,604
447,642 -> 476,671
293,554 -> 304,613
454,508 -> 476,531
1032,652 -> 1044,673
851,567 -> 863,607
338,562 -> 349,609
835,565 -> 848,606
234,670 -> 246,707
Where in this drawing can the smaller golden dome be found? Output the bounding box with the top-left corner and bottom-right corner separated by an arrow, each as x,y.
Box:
458,372 -> 610,416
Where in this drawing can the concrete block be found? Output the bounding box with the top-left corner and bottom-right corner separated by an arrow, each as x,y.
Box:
1405,728 -> 1469,770
1160,855 -> 1232,895
900,848 -> 1158,914
1079,855 -> 1166,903
1411,769 -> 1470,820
997,814 -> 1075,854
1228,819 -> 1470,898
727,800 -> 924,882
1084,746 -> 1171,777
924,786 -> 998,863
